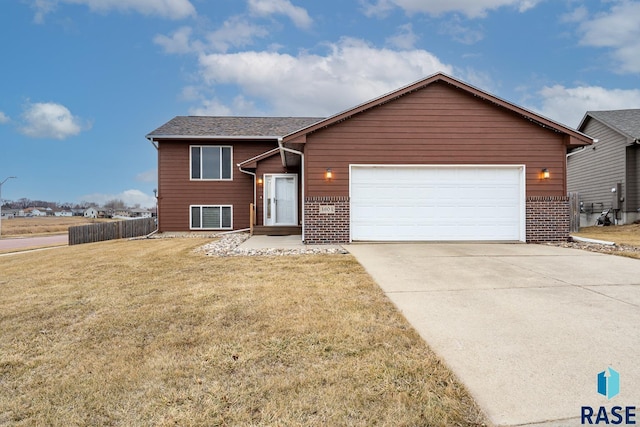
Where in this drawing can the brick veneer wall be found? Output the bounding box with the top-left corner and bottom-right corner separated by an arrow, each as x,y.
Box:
304,196 -> 350,244
304,195 -> 570,244
526,196 -> 570,242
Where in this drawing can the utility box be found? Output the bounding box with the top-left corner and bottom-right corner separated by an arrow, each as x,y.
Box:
612,183 -> 623,210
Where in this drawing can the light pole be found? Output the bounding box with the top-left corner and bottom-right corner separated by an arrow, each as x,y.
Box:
0,176 -> 17,239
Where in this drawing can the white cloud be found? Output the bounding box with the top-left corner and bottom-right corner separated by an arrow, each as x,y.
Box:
135,169 -> 157,183
19,102 -> 90,139
154,26 -> 200,54
81,189 -> 156,208
560,5 -> 588,24
386,23 -> 419,49
207,16 -> 270,52
155,18 -> 269,54
362,0 -> 542,18
189,95 -> 260,116
576,1 -> 640,73
32,0 -> 196,22
530,85 -> 640,128
439,16 -> 484,44
248,0 -> 313,29
196,37 -> 453,116
0,112 -> 9,124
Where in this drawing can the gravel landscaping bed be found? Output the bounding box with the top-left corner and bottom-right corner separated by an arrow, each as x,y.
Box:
191,232 -> 348,257
545,240 -> 640,258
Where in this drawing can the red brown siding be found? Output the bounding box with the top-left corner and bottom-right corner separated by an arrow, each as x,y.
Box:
303,81 -> 567,198
157,139 -> 277,232
254,154 -> 300,226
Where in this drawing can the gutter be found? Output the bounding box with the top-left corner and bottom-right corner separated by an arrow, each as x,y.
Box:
146,134 -> 281,141
566,145 -> 588,158
278,138 -> 305,242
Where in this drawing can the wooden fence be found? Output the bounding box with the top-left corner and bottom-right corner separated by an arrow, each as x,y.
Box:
69,218 -> 157,245
569,192 -> 580,233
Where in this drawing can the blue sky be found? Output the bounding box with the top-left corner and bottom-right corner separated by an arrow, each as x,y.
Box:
1,0 -> 640,208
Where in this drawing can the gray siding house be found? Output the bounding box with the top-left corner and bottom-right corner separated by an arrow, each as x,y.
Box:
568,109 -> 640,225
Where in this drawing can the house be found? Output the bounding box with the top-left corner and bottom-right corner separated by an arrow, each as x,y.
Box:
567,109 -> 640,225
2,209 -> 24,218
24,207 -> 47,217
54,210 -> 73,217
147,72 -> 594,243
129,208 -> 152,218
83,207 -> 98,218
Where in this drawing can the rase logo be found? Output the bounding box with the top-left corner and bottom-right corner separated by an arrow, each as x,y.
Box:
598,367 -> 621,400
581,367 -> 636,425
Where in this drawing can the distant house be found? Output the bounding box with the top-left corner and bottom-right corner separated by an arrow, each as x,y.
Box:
568,109 -> 640,225
83,207 -> 98,218
129,208 -> 152,218
147,72 -> 594,243
2,209 -> 24,218
54,210 -> 73,217
1,210 -> 16,219
24,207 -> 47,217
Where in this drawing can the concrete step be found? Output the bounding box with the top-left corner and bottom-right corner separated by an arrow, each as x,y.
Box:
253,226 -> 302,236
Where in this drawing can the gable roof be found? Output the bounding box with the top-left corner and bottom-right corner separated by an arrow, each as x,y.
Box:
146,116 -> 324,140
578,109 -> 640,141
282,72 -> 595,148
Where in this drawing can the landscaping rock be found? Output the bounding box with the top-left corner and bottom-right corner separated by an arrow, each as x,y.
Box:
195,233 -> 348,257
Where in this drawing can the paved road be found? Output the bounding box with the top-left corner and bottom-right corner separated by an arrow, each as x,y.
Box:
347,243 -> 640,427
0,234 -> 68,251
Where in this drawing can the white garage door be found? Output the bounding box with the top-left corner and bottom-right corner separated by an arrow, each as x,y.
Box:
350,165 -> 525,241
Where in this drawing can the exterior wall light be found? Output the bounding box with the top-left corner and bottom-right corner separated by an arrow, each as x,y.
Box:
257,177 -> 263,185
541,168 -> 550,180
325,168 -> 333,180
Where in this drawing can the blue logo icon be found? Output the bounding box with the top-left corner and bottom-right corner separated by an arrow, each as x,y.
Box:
597,367 -> 620,400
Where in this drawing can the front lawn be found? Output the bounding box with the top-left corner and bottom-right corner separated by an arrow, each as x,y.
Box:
0,238 -> 486,426
574,223 -> 640,246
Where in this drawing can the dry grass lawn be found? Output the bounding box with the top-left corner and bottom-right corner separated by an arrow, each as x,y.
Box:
574,223 -> 640,246
0,238 -> 486,426
1,216 -> 114,237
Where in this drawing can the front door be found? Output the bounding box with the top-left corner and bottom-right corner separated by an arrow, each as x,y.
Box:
264,174 -> 298,226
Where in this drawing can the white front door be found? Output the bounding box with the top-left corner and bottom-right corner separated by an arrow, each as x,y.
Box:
264,174 -> 298,226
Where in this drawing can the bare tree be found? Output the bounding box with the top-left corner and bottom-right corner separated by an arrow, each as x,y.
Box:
104,199 -> 126,210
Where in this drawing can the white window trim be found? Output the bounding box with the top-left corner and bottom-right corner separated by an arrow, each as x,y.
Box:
189,205 -> 233,230
189,145 -> 233,181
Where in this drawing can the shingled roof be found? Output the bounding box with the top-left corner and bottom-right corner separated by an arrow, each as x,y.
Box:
146,116 -> 325,139
580,109 -> 640,140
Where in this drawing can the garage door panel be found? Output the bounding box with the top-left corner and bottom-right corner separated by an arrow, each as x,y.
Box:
350,166 -> 524,241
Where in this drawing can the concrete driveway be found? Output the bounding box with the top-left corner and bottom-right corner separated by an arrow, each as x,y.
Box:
346,243 -> 640,427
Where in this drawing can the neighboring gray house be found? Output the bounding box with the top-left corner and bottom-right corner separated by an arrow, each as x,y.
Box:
568,109 -> 640,225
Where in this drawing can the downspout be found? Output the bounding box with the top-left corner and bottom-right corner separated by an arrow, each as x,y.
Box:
278,138 -> 305,242
148,137 -> 160,234
237,165 -> 257,227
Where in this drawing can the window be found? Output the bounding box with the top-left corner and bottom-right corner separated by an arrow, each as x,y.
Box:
191,206 -> 232,230
191,146 -> 232,180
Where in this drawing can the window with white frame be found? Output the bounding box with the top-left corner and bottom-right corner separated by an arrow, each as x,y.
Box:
191,146 -> 232,180
190,205 -> 232,230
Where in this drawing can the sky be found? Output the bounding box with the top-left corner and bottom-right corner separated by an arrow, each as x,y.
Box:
1,0 -> 640,208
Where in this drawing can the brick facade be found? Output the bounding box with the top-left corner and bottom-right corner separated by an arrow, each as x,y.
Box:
526,196 -> 571,243
304,196 -> 350,244
304,196 -> 570,244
